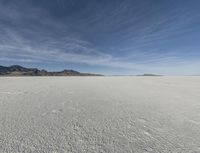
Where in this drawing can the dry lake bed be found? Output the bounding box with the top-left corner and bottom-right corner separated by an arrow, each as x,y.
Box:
0,76 -> 200,153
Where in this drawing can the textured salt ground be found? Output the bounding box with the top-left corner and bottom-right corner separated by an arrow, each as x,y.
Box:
0,77 -> 200,153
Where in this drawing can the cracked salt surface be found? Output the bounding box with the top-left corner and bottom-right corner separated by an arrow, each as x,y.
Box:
0,76 -> 200,153
0,91 -> 24,95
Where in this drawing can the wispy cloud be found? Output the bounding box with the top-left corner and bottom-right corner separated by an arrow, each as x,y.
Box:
0,0 -> 200,75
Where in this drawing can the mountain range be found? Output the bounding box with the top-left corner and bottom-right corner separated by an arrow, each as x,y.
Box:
0,65 -> 102,76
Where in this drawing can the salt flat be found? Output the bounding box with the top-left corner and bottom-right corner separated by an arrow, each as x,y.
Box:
0,77 -> 200,153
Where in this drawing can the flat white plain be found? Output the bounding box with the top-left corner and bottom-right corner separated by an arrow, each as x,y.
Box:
0,77 -> 200,153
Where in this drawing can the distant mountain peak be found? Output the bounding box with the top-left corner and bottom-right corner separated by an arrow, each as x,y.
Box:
0,65 -> 102,76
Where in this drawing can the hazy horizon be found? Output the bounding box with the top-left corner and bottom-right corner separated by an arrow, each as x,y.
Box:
0,0 -> 200,75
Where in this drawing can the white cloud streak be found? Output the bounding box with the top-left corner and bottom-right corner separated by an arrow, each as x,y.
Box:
0,0 -> 200,75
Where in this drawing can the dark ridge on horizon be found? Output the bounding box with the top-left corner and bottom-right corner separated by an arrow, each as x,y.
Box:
0,65 -> 102,76
0,65 -> 171,76
137,74 -> 163,76
107,74 -> 163,76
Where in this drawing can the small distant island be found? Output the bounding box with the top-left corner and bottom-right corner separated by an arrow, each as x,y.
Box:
0,65 -> 102,76
137,74 -> 163,76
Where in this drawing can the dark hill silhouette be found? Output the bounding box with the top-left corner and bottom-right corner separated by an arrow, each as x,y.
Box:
0,65 -> 102,76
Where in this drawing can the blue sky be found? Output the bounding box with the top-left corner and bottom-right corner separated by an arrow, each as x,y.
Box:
0,0 -> 200,75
